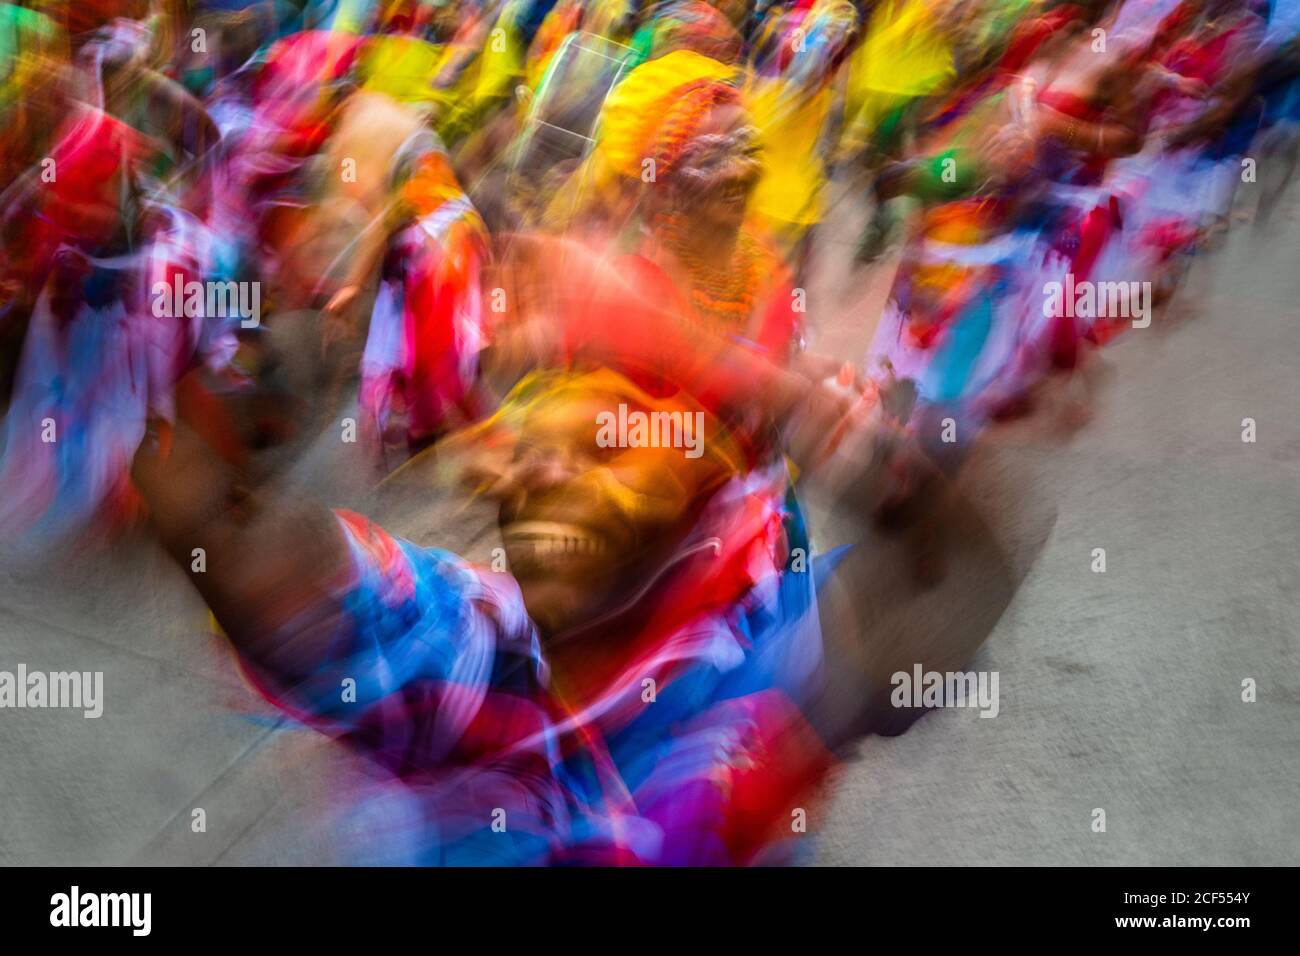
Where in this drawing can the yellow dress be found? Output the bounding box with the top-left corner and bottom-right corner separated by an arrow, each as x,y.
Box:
841,0 -> 955,155
358,34 -> 449,105
747,78 -> 833,238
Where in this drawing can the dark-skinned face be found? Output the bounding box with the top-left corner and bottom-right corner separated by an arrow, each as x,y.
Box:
458,381 -> 735,638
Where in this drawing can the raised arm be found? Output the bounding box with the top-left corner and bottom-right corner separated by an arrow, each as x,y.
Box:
130,373 -> 353,686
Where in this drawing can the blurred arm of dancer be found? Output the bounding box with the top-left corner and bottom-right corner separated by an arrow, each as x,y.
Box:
130,348 -> 875,714
1034,104 -> 1143,157
482,233 -> 853,463
131,379 -> 357,689
1162,62 -> 1260,150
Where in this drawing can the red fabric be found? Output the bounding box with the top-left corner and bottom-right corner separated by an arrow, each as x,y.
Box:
997,5 -> 1087,76
42,110 -> 142,238
1052,202 -> 1114,369
719,691 -> 835,864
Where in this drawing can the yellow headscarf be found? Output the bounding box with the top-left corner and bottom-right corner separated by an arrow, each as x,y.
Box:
595,48 -> 739,179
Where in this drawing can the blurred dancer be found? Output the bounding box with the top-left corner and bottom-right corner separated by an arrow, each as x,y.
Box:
0,110 -> 229,540
325,92 -> 491,459
128,334 -> 908,863
745,0 -> 858,274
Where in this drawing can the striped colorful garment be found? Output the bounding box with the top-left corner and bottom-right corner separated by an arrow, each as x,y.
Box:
358,145 -> 490,450
863,81 -> 1045,439
0,204 -> 231,541
0,111 -> 232,542
867,199 -> 1037,419
238,469 -> 839,865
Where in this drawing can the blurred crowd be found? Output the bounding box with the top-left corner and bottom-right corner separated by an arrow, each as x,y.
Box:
1,0 -> 1297,864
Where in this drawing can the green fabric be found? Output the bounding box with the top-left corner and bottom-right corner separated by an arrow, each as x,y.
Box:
913,147 -> 981,201
1,3 -> 56,76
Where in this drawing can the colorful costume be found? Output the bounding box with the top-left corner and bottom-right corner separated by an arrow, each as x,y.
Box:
241,369 -> 838,865
359,138 -> 490,451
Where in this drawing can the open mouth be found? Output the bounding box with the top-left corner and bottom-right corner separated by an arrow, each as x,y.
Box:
703,165 -> 759,209
718,178 -> 749,206
501,520 -> 609,565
